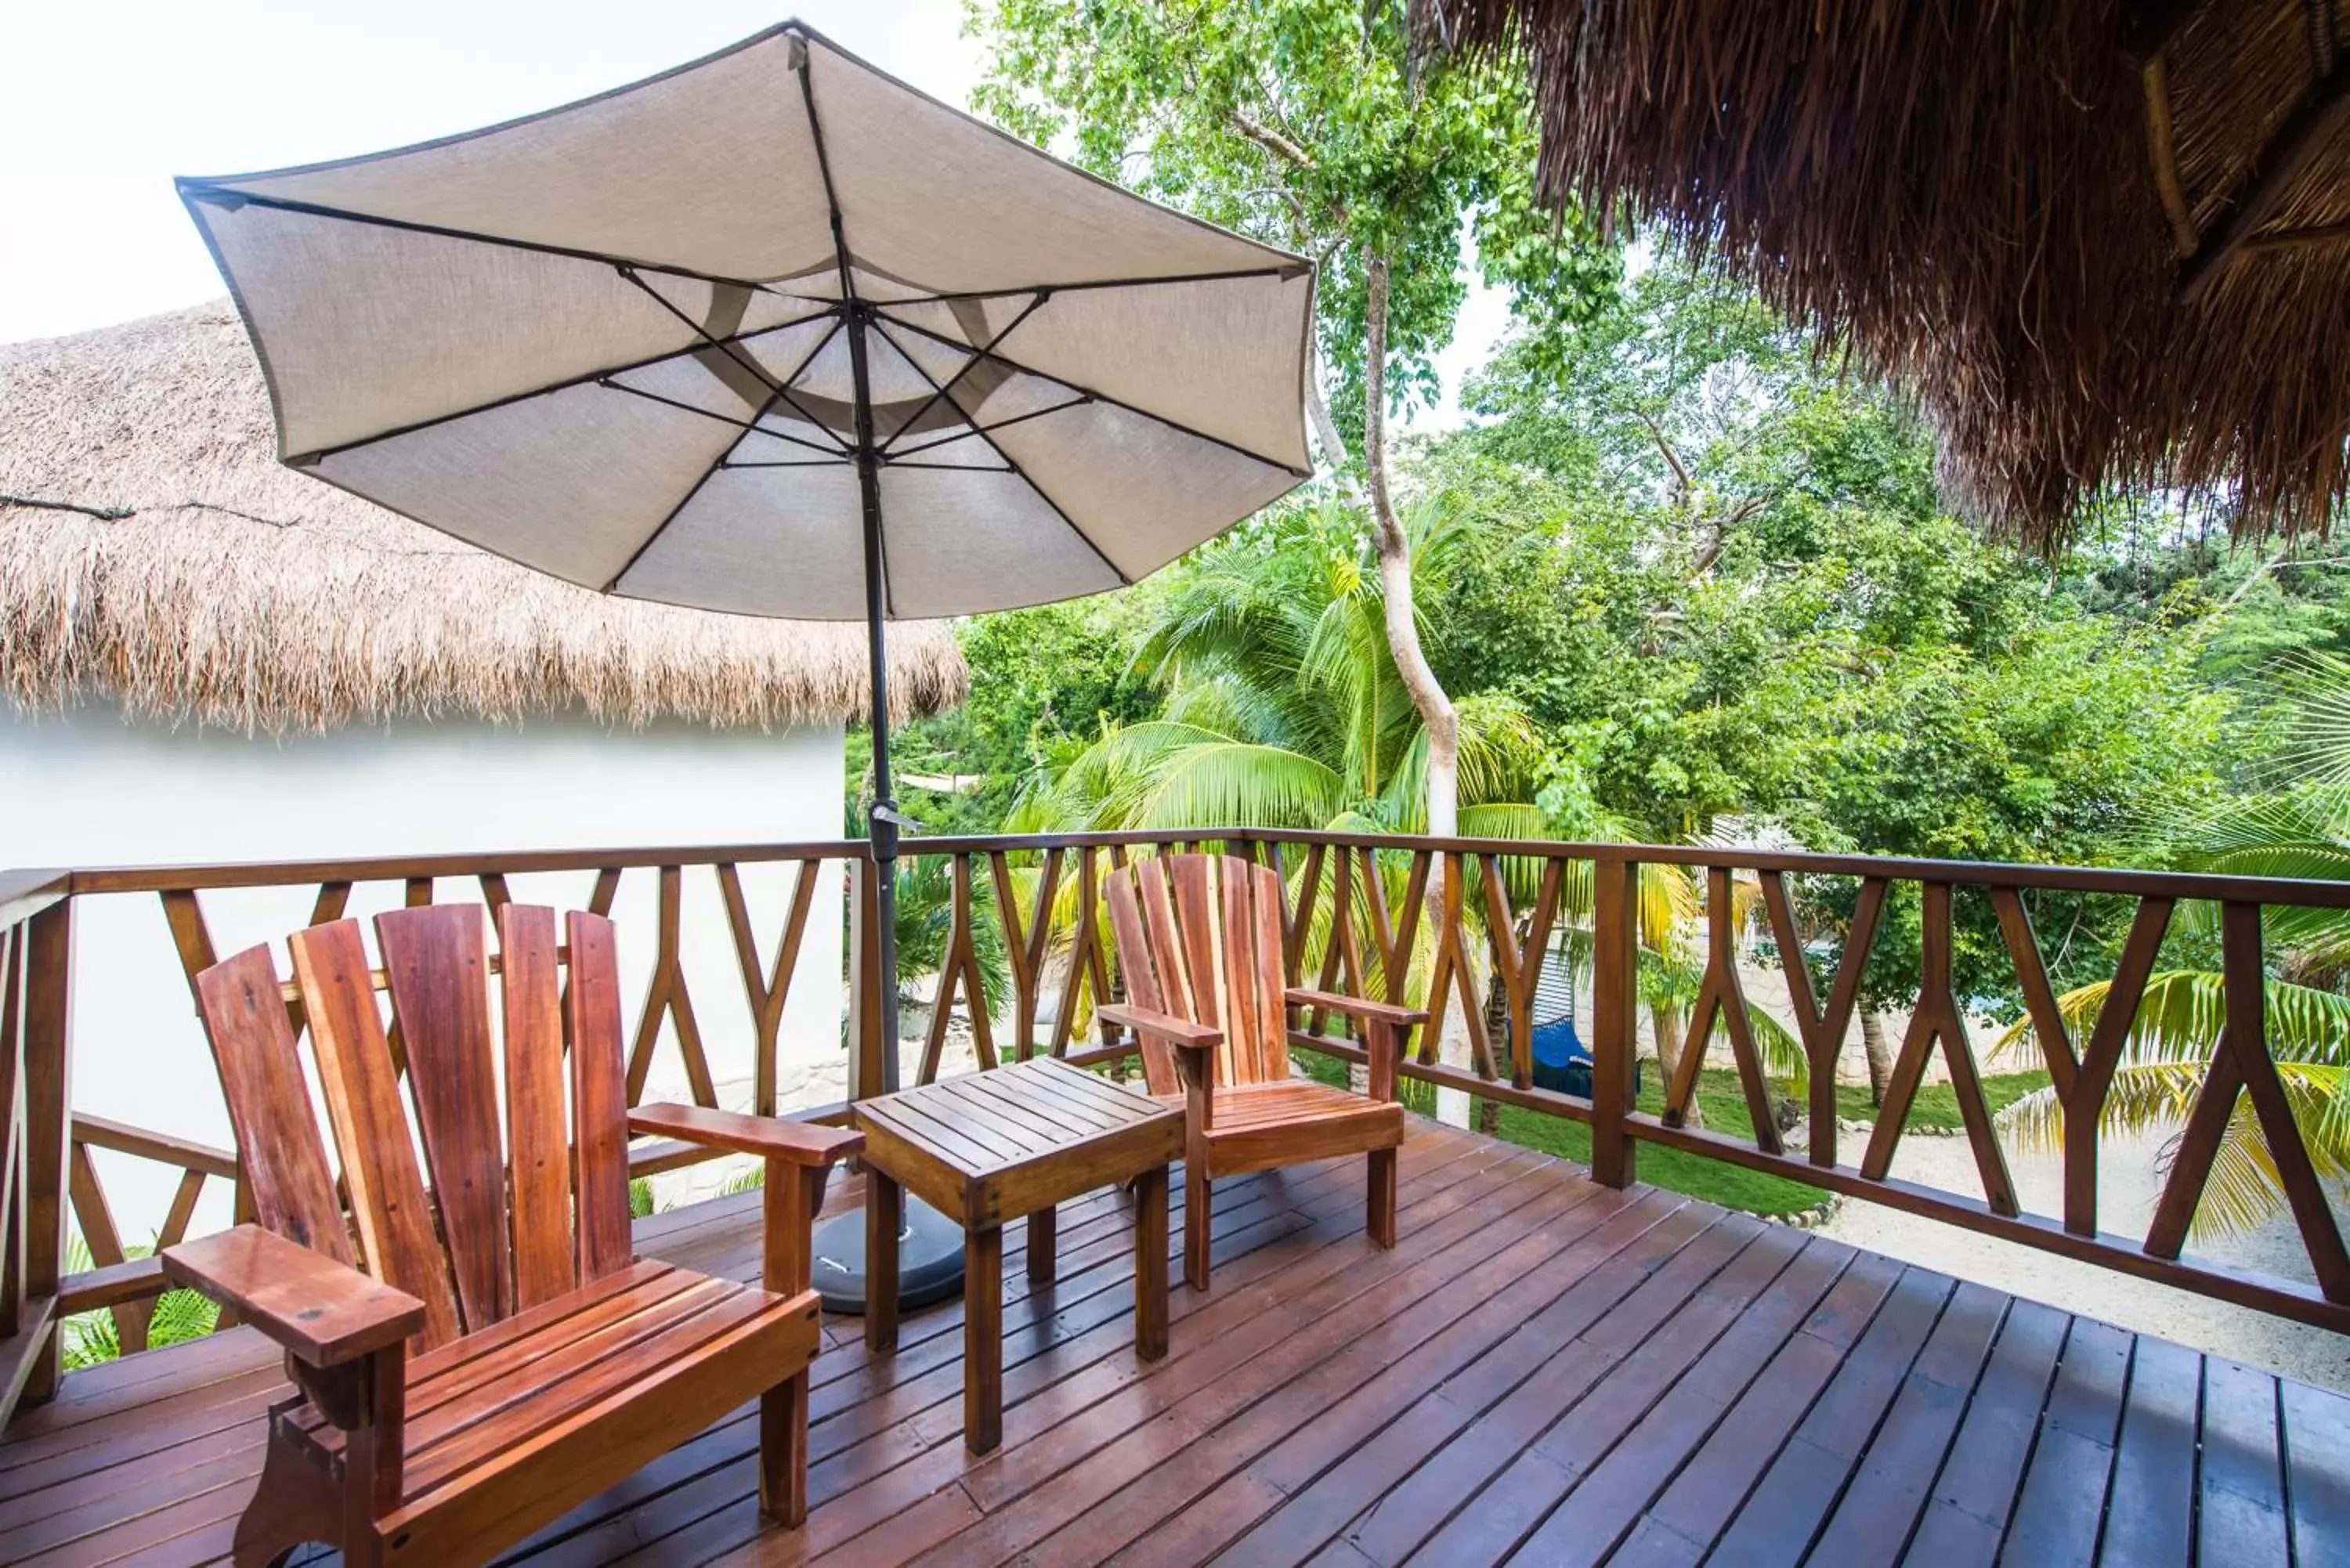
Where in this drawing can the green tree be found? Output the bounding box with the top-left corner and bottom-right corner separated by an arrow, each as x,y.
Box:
967,0 -> 1616,847
1994,676 -> 2350,1237
1010,498 -> 1545,837
1428,258 -> 2233,1099
855,599 -> 1162,836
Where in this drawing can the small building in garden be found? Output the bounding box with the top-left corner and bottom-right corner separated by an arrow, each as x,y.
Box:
0,301 -> 965,1233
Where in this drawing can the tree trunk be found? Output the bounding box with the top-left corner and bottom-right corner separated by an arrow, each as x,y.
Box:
1650,1002 -> 1701,1129
1860,1010 -> 1893,1107
1361,248 -> 1468,1125
1361,249 -> 1459,844
1478,946 -> 1509,1136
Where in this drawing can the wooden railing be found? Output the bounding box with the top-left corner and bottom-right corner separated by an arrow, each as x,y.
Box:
906,828 -> 2350,1334
0,870 -> 70,1428
10,824 -> 2350,1425
28,842 -> 878,1404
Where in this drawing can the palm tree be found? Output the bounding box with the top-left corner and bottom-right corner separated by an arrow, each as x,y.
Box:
1011,497 -> 1802,1115
1008,497 -> 1546,838
1997,653 -> 2350,1237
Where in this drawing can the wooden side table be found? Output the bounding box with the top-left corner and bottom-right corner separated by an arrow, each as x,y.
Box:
855,1057 -> 1184,1452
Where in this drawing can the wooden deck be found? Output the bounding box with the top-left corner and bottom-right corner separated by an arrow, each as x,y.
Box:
4,1118 -> 2348,1566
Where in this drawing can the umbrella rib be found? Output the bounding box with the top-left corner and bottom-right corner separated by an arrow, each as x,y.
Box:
598,389 -> 782,594
285,307 -> 839,466
598,313 -> 854,594
877,290 -> 1054,455
177,182 -> 809,297
598,378 -> 850,460
888,394 -> 1094,460
876,308 -> 1311,479
890,264 -> 1307,305
870,317 -> 1131,588
796,41 -> 898,620
722,457 -> 861,468
620,268 -> 854,452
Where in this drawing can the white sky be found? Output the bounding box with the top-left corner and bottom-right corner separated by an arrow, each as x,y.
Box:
0,1 -> 1499,427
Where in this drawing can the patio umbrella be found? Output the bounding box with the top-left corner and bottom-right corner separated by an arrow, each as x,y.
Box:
176,20 -> 1314,1087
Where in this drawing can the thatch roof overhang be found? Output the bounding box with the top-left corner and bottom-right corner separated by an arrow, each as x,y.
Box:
1425,0 -> 2350,547
0,305 -> 967,735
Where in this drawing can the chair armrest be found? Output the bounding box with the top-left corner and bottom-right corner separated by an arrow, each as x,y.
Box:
162,1225 -> 425,1367
1097,1003 -> 1223,1053
1286,988 -> 1428,1030
1097,1003 -> 1217,1127
628,1104 -> 864,1168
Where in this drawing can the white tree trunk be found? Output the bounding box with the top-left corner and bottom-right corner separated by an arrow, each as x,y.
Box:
1362,248 -> 1467,1123
1360,250 -> 1459,840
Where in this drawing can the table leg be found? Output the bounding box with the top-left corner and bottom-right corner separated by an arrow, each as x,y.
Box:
964,1223 -> 1003,1454
864,1168 -> 901,1355
1134,1164 -> 1168,1360
1027,1205 -> 1057,1284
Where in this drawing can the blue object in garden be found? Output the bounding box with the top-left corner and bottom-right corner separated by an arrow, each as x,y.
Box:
1531,1013 -> 1594,1098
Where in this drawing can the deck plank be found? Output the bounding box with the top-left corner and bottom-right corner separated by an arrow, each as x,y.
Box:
1901,1294 -> 2066,1565
2283,1377 -> 2350,1566
2198,1356 -> 2291,1568
1701,1263 -> 1954,1566
2099,1335 -> 2203,1568
0,1113 -> 2341,1568
2000,1315 -> 2133,1565
1802,1279 -> 2007,1566
1484,1236 -> 1856,1568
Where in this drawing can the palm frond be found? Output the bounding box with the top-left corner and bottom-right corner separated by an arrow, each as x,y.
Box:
1130,742 -> 1347,831
1994,970 -> 2350,1071
2272,650 -> 2350,808
2000,1058 -> 2350,1238
1382,695 -> 1547,827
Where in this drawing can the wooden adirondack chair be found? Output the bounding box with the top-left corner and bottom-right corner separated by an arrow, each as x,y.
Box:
1098,853 -> 1423,1288
161,904 -> 862,1568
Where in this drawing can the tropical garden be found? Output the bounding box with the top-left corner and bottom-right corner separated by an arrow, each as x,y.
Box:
55,0 -> 2350,1376
844,0 -> 2350,1237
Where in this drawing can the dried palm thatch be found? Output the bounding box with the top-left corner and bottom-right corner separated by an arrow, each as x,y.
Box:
0,303 -> 966,734
1425,0 -> 2350,547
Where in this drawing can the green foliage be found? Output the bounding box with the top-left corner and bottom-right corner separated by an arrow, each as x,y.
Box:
911,5 -> 2350,1241
59,1234 -> 220,1371
1011,498 -> 1545,835
1832,1071 -> 2053,1133
858,600 -> 1162,836
628,1177 -> 657,1219
966,0 -> 1618,432
892,853 -> 1013,1009
1423,255 -> 2234,1012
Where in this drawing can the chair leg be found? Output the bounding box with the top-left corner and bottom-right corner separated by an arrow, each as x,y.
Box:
759,1367 -> 809,1525
1184,1162 -> 1212,1290
234,1435 -> 338,1568
1368,1147 -> 1397,1248
965,1224 -> 1005,1454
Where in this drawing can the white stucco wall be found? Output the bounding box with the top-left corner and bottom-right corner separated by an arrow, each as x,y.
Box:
0,699 -> 851,1243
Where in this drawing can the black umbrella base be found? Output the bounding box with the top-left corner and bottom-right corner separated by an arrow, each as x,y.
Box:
812,1197 -> 967,1314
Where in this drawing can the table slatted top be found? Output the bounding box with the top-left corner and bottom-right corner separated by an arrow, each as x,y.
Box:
855,1058 -> 1179,1180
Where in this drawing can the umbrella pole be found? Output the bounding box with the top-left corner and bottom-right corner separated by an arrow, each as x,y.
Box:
809,297 -> 968,1321
846,300 -> 902,1094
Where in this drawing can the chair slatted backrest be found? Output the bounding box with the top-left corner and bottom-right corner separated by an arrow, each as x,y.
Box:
1104,854 -> 1289,1097
196,905 -> 632,1353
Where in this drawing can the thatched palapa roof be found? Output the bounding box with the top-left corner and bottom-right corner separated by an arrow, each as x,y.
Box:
1429,0 -> 2350,546
0,304 -> 965,733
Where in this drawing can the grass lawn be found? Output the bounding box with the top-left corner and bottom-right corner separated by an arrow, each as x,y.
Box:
1833,1070 -> 2051,1129
1296,1046 -> 2052,1221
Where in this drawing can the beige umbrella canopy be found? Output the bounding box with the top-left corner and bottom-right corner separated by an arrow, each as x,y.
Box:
179,21 -> 1313,620
179,18 -> 1314,1089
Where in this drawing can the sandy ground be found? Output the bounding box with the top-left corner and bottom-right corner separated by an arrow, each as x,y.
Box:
1817,1128 -> 2350,1391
